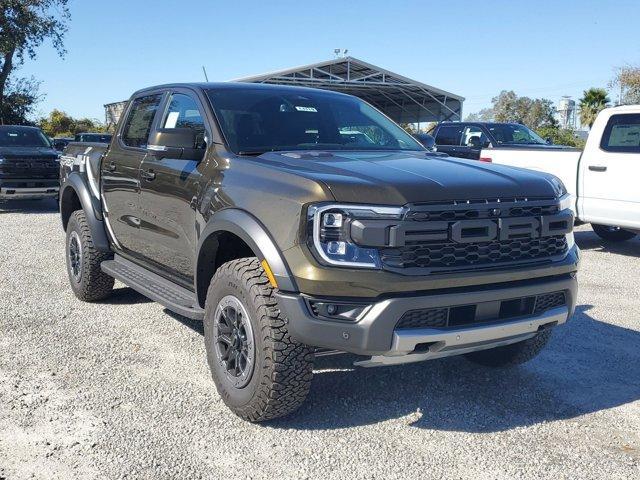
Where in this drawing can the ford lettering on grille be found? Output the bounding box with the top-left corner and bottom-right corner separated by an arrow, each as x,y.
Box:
349,200 -> 574,272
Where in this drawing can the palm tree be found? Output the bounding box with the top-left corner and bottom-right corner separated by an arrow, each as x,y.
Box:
579,88 -> 611,128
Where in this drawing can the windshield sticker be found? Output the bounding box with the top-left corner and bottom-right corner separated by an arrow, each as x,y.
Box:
295,106 -> 317,113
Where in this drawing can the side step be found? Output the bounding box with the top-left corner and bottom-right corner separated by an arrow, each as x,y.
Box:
101,255 -> 205,320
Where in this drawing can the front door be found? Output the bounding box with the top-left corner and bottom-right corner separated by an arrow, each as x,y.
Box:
101,93 -> 163,254
579,112 -> 640,230
137,91 -> 208,281
457,125 -> 489,160
434,124 -> 464,157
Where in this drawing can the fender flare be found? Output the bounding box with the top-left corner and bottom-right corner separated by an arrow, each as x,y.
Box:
61,172 -> 111,252
197,209 -> 298,294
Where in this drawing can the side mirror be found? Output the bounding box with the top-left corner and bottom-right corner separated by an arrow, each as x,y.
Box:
545,137 -> 553,145
467,136 -> 482,149
147,128 -> 204,161
414,133 -> 436,151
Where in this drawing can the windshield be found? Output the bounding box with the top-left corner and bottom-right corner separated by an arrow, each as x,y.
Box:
206,88 -> 424,154
0,127 -> 51,148
487,124 -> 547,145
77,133 -> 112,143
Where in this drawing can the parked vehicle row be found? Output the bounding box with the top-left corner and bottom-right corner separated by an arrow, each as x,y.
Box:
59,83 -> 578,422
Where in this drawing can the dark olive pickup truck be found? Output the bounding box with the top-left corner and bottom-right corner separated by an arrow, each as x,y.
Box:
59,83 -> 579,422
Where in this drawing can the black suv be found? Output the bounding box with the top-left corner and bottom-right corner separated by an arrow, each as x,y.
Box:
0,125 -> 60,201
430,121 -> 572,160
59,83 -> 578,421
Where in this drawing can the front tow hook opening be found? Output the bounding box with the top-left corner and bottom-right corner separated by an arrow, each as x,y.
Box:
412,341 -> 445,354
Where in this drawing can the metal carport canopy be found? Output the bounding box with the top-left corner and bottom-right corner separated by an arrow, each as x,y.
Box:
233,56 -> 464,123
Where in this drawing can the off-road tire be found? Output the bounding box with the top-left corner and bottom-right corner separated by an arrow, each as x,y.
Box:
592,223 -> 637,242
203,257 -> 314,422
464,329 -> 552,367
65,210 -> 114,301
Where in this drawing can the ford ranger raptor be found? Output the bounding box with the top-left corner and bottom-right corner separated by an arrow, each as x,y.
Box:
59,83 -> 578,421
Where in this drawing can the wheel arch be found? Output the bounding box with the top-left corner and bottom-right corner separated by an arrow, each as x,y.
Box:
59,173 -> 111,252
195,209 -> 298,307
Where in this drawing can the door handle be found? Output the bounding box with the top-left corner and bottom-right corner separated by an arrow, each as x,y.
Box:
588,165 -> 607,172
108,161 -> 117,172
140,169 -> 156,181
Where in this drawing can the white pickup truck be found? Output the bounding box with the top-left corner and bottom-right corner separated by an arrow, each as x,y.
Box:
481,105 -> 640,242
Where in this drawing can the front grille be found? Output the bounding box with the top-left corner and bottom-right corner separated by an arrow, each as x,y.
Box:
381,236 -> 568,270
395,291 -> 566,330
0,157 -> 59,179
380,197 -> 569,272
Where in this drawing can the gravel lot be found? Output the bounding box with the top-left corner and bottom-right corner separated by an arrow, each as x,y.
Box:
1,198 -> 639,480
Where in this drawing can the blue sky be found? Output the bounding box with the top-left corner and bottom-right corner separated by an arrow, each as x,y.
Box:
18,0 -> 640,121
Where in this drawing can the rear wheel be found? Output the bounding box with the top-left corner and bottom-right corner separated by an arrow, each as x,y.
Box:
204,257 -> 314,422
464,329 -> 552,367
592,223 -> 637,242
65,210 -> 114,301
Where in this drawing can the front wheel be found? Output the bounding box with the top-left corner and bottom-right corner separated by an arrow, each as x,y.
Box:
65,210 -> 114,301
591,224 -> 637,242
203,257 -> 314,422
464,329 -> 552,367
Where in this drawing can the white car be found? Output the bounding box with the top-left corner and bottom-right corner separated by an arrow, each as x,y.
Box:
481,105 -> 640,241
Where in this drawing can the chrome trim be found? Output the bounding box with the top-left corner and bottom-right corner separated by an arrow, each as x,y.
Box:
0,187 -> 59,200
147,144 -> 168,152
354,306 -> 568,367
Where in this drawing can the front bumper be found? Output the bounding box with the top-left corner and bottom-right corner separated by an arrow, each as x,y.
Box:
276,272 -> 577,364
0,180 -> 59,200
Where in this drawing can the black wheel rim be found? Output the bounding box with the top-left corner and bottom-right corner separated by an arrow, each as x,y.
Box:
69,231 -> 83,283
213,295 -> 255,388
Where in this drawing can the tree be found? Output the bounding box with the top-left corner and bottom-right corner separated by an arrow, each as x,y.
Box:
536,125 -> 586,149
464,107 -> 494,122
39,109 -> 108,137
609,65 -> 640,105
0,0 -> 70,123
579,88 -> 610,128
491,90 -> 557,130
0,76 -> 42,124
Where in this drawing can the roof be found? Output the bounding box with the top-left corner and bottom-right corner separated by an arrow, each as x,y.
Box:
233,57 -> 464,123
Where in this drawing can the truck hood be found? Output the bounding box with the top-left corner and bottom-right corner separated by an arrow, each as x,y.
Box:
0,146 -> 59,158
255,150 -> 563,204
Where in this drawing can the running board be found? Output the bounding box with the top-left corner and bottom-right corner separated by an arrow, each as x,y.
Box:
101,255 -> 204,320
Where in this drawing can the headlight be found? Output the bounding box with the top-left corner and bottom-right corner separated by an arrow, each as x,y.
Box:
307,203 -> 404,268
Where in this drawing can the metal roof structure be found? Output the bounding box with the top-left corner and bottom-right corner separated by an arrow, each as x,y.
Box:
234,56 -> 464,123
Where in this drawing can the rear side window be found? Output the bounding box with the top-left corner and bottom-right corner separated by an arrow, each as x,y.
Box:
121,94 -> 162,148
435,125 -> 464,146
162,93 -> 206,146
600,114 -> 640,153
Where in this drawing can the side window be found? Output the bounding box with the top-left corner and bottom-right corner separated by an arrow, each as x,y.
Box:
600,114 -> 640,153
121,94 -> 162,148
435,125 -> 463,146
163,93 -> 206,147
461,126 -> 489,148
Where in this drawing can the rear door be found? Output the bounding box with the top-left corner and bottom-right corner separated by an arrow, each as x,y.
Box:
136,89 -> 208,281
579,111 -> 640,229
433,124 -> 464,157
101,93 -> 163,254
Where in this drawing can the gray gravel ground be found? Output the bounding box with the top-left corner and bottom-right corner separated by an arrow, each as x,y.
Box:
1,198 -> 639,480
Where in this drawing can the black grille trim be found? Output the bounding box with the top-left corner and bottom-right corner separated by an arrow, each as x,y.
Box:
379,198 -> 569,273
395,291 -> 567,330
